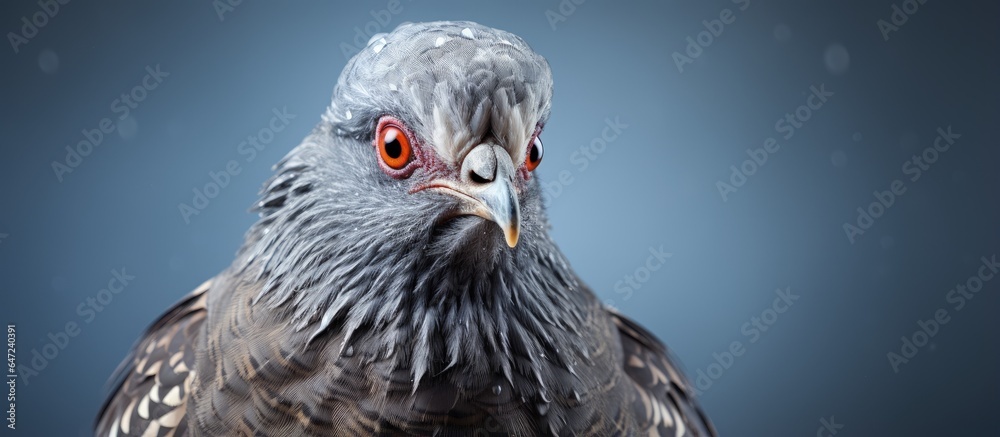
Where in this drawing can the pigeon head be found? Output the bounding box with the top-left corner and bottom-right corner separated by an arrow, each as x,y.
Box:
240,21 -> 582,366
322,21 -> 553,252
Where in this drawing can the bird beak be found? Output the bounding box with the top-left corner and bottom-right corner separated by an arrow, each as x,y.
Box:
425,143 -> 521,248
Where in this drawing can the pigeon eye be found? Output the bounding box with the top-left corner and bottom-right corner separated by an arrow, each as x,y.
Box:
377,124 -> 412,170
526,136 -> 543,171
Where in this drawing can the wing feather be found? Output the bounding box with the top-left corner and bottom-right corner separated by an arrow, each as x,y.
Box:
95,280 -> 211,437
609,309 -> 718,437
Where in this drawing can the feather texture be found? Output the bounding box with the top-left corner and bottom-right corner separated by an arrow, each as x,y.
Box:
96,21 -> 715,437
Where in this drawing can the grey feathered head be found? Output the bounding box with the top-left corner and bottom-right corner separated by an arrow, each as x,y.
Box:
237,21 -> 585,389
326,21 -> 552,171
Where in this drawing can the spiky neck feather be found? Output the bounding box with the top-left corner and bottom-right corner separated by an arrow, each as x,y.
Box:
230,128 -> 595,393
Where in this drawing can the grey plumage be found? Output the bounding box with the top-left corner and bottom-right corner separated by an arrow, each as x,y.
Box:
96,21 -> 715,436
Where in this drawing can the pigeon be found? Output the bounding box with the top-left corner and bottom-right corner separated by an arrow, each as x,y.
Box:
96,21 -> 716,437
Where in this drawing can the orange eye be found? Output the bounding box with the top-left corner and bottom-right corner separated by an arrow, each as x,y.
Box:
378,125 -> 411,170
526,136 -> 543,171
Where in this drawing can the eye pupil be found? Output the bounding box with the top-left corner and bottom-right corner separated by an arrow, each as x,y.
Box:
385,138 -> 402,159
526,136 -> 543,171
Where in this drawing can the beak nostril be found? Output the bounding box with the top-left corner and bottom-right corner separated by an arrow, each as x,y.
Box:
440,142 -> 521,248
462,143 -> 501,185
469,170 -> 492,184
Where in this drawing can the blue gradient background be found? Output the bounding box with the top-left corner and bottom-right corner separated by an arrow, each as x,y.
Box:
2,1 -> 998,435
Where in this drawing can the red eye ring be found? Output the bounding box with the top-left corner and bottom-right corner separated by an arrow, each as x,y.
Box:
374,117 -> 419,178
526,135 -> 543,171
378,124 -> 411,170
